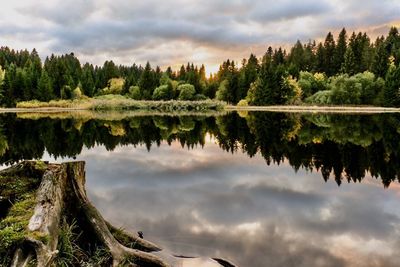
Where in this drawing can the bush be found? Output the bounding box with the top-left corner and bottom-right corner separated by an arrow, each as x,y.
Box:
298,72 -> 327,98
101,78 -> 125,95
237,99 -> 248,106
61,85 -> 73,99
152,83 -> 173,100
216,80 -> 229,101
329,74 -> 362,105
177,84 -> 196,100
281,75 -> 302,104
305,90 -> 333,105
0,65 -> 4,86
127,86 -> 141,100
71,87 -> 83,100
305,71 -> 385,106
193,94 -> 207,101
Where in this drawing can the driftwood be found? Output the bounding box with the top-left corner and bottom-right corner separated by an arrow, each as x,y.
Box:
1,161 -> 168,267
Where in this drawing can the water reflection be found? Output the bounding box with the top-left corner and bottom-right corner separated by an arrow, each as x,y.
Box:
1,112 -> 400,266
2,112 -> 400,187
77,144 -> 399,267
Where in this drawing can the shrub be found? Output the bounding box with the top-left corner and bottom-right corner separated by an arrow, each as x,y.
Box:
281,75 -> 302,104
61,85 -> 73,99
329,74 -> 362,105
305,90 -> 333,105
101,78 -> 125,95
152,83 -> 173,100
71,87 -> 83,100
193,94 -> 207,101
216,80 -> 229,101
298,72 -> 327,98
177,84 -> 196,100
237,99 -> 248,106
127,86 -> 141,100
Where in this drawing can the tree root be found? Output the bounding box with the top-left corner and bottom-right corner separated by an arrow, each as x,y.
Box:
3,161 -> 169,267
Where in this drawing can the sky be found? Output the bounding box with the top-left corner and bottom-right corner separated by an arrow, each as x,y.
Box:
0,0 -> 399,73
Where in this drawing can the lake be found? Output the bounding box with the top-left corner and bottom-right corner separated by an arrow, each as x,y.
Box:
1,111 -> 399,267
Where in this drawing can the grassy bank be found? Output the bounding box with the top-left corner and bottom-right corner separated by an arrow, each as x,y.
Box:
16,95 -> 226,112
226,105 -> 400,114
11,96 -> 400,114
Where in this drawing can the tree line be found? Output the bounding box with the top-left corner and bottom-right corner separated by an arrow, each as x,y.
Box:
0,27 -> 399,107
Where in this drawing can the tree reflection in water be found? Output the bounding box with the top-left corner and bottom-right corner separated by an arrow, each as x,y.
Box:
1,111 -> 399,187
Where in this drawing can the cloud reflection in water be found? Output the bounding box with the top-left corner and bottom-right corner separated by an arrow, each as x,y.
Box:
67,141 -> 400,267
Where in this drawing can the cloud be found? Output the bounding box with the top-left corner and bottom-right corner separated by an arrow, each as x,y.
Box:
1,1 -> 399,71
70,141 -> 400,267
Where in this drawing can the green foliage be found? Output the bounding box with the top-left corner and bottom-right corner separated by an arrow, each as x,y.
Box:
334,28 -> 347,73
237,99 -> 248,106
0,27 -> 399,107
354,72 -> 385,104
193,93 -> 207,101
238,54 -> 259,101
81,63 -> 95,97
216,80 -> 229,101
101,78 -> 125,95
139,62 -> 156,100
281,75 -> 302,104
0,189 -> 37,266
323,32 -> 336,76
37,70 -> 53,101
329,74 -> 362,105
0,65 -> 5,85
55,220 -> 81,267
341,47 -> 357,75
384,63 -> 400,107
152,83 -> 173,100
298,72 -> 328,98
61,85 -> 73,99
245,78 -> 263,105
305,90 -> 333,104
306,71 -> 384,105
127,86 -> 141,100
177,83 -> 196,100
372,43 -> 389,77
159,72 -> 170,85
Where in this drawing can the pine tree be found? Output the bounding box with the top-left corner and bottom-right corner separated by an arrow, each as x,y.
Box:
138,62 -> 155,100
315,43 -> 325,73
288,40 -> 305,71
81,64 -> 96,97
372,43 -> 389,77
323,32 -> 336,76
334,28 -> 347,73
341,47 -> 357,75
37,70 -> 53,101
384,62 -> 400,107
386,27 -> 400,65
2,64 -> 17,107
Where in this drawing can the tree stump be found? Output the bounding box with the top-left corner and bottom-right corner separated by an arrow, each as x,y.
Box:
0,161 -> 168,267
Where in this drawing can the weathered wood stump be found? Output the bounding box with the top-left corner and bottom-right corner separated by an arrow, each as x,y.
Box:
0,161 -> 168,267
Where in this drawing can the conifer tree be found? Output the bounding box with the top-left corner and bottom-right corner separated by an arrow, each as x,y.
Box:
138,62 -> 155,100
37,69 -> 53,101
323,32 -> 336,76
384,61 -> 400,107
334,28 -> 347,73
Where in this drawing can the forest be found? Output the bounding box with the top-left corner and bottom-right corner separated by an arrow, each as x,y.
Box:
0,27 -> 399,107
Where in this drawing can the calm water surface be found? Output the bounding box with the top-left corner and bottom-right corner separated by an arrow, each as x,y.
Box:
2,112 -> 400,267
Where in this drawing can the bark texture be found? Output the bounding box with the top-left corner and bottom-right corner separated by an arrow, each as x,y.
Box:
2,161 -> 168,267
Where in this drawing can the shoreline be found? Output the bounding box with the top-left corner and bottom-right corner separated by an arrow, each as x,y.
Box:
1,105 -> 400,114
226,105 -> 400,114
